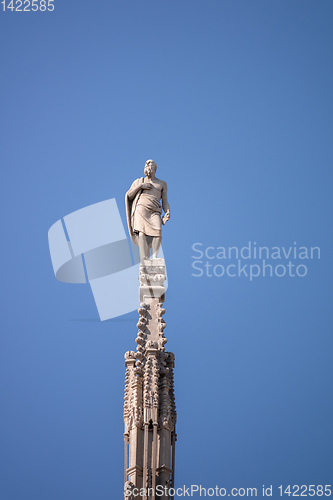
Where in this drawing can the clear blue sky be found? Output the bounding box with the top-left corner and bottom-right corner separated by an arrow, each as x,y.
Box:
1,1 -> 332,498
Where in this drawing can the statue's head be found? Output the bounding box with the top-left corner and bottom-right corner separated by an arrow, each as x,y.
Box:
144,159 -> 157,178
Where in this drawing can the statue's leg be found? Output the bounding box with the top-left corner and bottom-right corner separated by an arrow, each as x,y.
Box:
151,237 -> 162,259
146,236 -> 153,253
138,232 -> 150,261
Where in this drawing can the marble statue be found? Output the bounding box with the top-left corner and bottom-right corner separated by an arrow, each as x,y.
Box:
125,160 -> 170,261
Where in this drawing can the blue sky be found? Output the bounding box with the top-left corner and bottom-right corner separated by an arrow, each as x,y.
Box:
1,1 -> 332,498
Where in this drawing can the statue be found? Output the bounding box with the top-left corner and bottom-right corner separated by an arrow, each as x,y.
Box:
125,160 -> 170,262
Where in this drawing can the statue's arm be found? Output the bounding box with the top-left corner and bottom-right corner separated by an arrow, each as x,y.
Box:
127,178 -> 143,200
161,181 -> 170,222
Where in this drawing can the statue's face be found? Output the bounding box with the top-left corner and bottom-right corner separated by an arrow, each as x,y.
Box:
144,161 -> 156,178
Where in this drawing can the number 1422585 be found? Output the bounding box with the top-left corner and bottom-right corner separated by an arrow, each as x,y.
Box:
1,0 -> 54,11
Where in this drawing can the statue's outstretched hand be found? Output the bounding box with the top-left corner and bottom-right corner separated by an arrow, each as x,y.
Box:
162,212 -> 170,225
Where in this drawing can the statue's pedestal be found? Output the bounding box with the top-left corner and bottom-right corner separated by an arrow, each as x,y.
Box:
139,258 -> 166,303
124,258 -> 176,500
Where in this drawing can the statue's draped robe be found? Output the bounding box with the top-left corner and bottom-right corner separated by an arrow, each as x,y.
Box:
125,177 -> 162,246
